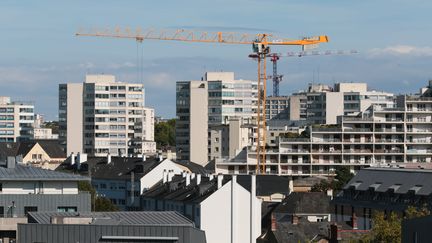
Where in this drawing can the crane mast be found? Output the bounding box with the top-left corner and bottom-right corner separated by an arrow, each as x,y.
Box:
76,28 -> 329,174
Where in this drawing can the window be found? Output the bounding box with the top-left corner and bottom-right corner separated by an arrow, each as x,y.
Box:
0,183 -> 2,192
57,207 -> 77,213
24,206 -> 37,216
0,207 -> 3,217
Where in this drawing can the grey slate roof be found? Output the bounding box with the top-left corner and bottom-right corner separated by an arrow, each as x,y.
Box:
343,167 -> 432,196
0,164 -> 88,181
273,192 -> 331,215
86,156 -> 161,180
0,140 -> 65,159
0,143 -> 19,157
237,175 -> 290,197
270,219 -> 329,243
63,156 -> 208,180
28,211 -> 194,226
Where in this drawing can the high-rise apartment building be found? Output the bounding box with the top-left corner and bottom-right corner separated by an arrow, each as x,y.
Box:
60,75 -> 154,157
176,72 -> 258,165
206,72 -> 257,125
266,82 -> 394,124
176,80 -> 208,164
0,96 -> 34,142
59,83 -> 83,155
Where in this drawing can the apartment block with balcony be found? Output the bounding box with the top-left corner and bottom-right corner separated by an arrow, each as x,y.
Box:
0,97 -> 34,142
176,72 -> 258,165
216,81 -> 432,176
265,83 -> 394,125
82,75 -> 149,157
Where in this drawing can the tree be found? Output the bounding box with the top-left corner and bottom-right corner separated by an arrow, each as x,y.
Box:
333,166 -> 354,191
43,121 -> 59,134
154,119 -> 176,148
310,179 -> 333,192
359,205 -> 430,243
78,181 -> 118,212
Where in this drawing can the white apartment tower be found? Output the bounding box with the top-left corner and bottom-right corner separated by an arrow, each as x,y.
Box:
60,74 -> 154,157
0,97 -> 34,142
176,72 -> 258,165
59,83 -> 83,155
176,80 -> 209,164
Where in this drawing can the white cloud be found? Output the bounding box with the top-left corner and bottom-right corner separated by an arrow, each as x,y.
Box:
368,45 -> 432,57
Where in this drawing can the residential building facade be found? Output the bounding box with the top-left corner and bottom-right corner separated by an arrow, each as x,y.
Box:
141,174 -> 261,243
59,83 -> 83,155
0,97 -> 34,142
60,74 -> 155,157
176,72 -> 257,165
0,156 -> 90,242
333,167 -> 432,230
215,81 -> 432,176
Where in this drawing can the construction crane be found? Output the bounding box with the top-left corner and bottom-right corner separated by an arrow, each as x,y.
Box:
76,28 -> 329,174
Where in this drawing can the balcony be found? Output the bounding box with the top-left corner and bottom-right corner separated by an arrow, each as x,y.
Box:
279,149 -> 310,154
374,149 -> 404,154
312,139 -> 342,143
311,150 -> 342,154
279,137 -> 310,143
342,117 -> 374,122
343,149 -> 373,154
375,129 -> 404,133
375,139 -> 404,143
343,128 -> 373,133
312,127 -> 342,132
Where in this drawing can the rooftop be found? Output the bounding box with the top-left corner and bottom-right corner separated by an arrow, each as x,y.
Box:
0,164 -> 88,181
343,167 -> 432,196
28,211 -> 194,226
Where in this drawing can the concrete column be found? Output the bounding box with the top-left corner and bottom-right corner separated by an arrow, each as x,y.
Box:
217,174 -> 223,189
186,173 -> 191,186
162,170 -> 167,184
70,152 -> 75,165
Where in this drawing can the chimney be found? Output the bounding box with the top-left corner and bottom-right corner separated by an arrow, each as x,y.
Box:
327,189 -> 333,200
76,152 -> 81,170
352,211 -> 358,229
159,155 -> 163,162
70,152 -> 75,165
168,170 -> 174,182
191,173 -> 196,180
197,174 -> 202,185
271,213 -> 277,231
288,177 -> 294,194
78,153 -> 87,164
6,156 -> 15,169
142,154 -> 146,162
182,171 -> 186,178
217,174 -> 223,189
209,174 -> 214,181
162,170 -> 167,184
107,153 -> 112,164
292,215 -> 299,225
186,173 -> 191,186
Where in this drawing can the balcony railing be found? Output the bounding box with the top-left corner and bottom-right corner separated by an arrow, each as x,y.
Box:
279,137 -> 310,142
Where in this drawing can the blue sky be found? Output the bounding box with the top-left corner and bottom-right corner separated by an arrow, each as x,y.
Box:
1,0 -> 432,119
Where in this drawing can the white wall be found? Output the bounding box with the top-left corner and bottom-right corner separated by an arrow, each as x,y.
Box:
139,159 -> 184,191
200,179 -> 261,243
